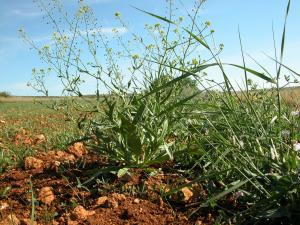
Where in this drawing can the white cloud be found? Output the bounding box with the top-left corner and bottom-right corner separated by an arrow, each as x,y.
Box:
12,9 -> 43,17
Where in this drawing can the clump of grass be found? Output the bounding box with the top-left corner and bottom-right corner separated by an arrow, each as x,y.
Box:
0,149 -> 12,173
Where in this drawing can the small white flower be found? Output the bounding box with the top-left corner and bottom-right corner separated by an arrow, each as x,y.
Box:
293,142 -> 300,152
281,130 -> 290,138
234,191 -> 244,199
291,111 -> 300,116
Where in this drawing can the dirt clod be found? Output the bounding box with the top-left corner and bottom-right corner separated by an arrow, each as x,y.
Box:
107,198 -> 119,208
133,198 -> 140,204
67,142 -> 87,157
0,214 -> 20,225
38,187 -> 55,205
46,150 -> 76,162
96,196 -> 108,206
20,218 -> 37,225
181,187 -> 193,202
0,202 -> 9,211
24,156 -> 44,170
72,205 -> 95,220
112,193 -> 126,202
34,134 -> 46,144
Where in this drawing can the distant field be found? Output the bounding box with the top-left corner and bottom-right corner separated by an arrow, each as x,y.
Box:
1,86 -> 299,105
0,96 -> 62,102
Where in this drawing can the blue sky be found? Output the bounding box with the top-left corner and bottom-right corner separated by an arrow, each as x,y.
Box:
1,0 -> 300,96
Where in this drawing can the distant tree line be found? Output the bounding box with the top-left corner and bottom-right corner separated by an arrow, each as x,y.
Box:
0,91 -> 11,97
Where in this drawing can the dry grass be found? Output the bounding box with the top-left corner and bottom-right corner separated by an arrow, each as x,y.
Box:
1,87 -> 299,105
0,96 -> 59,102
281,86 -> 300,109
0,96 -> 63,103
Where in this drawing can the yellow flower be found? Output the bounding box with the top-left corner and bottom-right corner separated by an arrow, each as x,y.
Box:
192,58 -> 198,66
132,54 -> 139,59
205,21 -> 211,26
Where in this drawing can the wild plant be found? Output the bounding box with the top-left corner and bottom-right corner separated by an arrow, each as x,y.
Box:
19,0 -> 216,166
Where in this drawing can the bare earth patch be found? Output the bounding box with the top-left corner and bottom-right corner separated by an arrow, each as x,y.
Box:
0,149 -> 216,225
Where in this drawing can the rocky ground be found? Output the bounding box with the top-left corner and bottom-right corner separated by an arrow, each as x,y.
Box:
0,141 -> 217,225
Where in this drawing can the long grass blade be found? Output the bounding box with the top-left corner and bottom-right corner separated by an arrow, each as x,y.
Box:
226,63 -> 275,83
277,0 -> 291,79
238,26 -> 249,94
132,7 -> 176,25
264,54 -> 300,77
201,179 -> 249,207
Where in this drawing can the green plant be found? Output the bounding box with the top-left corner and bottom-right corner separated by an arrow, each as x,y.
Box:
28,179 -> 36,225
0,149 -> 12,173
19,0 -> 216,167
